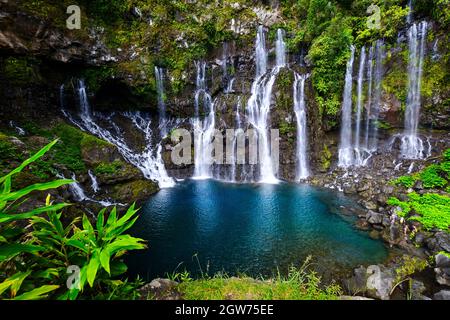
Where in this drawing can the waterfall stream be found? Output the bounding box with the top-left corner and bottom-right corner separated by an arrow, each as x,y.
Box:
155,66 -> 168,137
62,80 -> 175,188
193,61 -> 216,179
338,46 -> 355,168
401,21 -> 428,159
293,73 -> 309,180
354,46 -> 366,165
88,170 -> 100,193
246,27 -> 285,184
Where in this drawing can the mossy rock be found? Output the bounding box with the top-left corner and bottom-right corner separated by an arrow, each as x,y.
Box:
319,144 -> 332,172
112,179 -> 159,203
94,161 -> 142,185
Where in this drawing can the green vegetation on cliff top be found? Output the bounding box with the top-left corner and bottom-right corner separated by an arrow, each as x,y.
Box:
15,0 -> 449,125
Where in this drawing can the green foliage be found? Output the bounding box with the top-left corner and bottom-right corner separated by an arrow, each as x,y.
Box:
419,165 -> 448,188
178,257 -> 341,300
319,144 -> 332,171
407,193 -> 450,231
308,16 -> 353,121
392,149 -> 450,190
443,149 -> 450,161
388,193 -> 450,231
2,57 -> 40,85
305,0 -> 337,41
0,141 -> 146,300
393,175 -> 415,188
394,255 -> 428,283
387,197 -> 410,217
94,161 -> 124,175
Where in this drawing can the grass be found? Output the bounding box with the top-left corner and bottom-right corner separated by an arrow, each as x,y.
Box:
174,258 -> 342,300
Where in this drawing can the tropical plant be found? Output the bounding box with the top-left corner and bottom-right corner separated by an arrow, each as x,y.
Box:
0,140 -> 146,300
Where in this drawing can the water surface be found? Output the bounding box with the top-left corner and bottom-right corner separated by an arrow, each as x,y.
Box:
127,180 -> 388,280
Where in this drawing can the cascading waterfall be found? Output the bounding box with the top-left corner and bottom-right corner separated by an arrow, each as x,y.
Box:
229,97 -> 243,182
293,73 -> 309,180
223,42 -> 235,93
56,172 -> 116,207
401,21 -> 428,159
275,29 -> 286,67
338,46 -> 355,168
246,26 -> 285,183
193,61 -> 216,179
155,66 -> 168,137
364,40 -> 384,152
88,170 -> 100,193
69,173 -> 88,201
353,46 -> 366,165
339,43 -> 383,168
364,46 -> 374,149
370,40 -> 384,150
63,80 -> 175,188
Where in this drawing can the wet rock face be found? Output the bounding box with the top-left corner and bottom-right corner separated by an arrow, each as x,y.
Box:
0,4 -> 113,65
434,253 -> 450,287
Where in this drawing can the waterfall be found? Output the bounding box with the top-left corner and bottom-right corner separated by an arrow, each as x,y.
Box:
338,46 -> 355,168
193,62 -> 216,179
223,42 -> 235,93
246,26 -> 284,184
9,121 -> 25,136
354,46 -> 366,166
155,66 -> 168,137
229,97 -> 242,182
370,40 -> 384,150
364,46 -> 374,149
255,25 -> 268,77
275,29 -> 286,67
293,73 -> 309,180
69,173 -> 88,201
401,21 -> 428,159
63,80 -> 175,188
363,40 -> 384,151
88,170 -> 100,193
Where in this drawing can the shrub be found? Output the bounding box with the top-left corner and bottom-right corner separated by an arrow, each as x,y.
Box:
0,140 -> 146,300
419,165 -> 447,189
394,176 -> 416,188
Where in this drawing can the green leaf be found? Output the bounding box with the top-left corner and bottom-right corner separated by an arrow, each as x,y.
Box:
0,203 -> 70,223
13,285 -> 59,300
87,250 -> 100,287
82,214 -> 94,235
66,238 -> 88,253
3,176 -> 11,194
110,261 -> 128,276
96,208 -> 106,234
106,207 -> 117,229
100,249 -> 111,275
0,139 -> 59,184
0,179 -> 73,203
0,243 -> 44,261
10,271 -> 32,297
